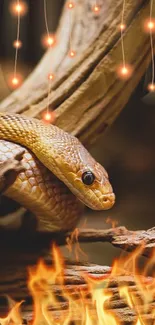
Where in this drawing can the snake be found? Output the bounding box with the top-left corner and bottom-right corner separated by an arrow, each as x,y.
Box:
0,113 -> 115,232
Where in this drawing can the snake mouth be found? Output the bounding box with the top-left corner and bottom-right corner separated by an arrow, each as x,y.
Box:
101,192 -> 115,209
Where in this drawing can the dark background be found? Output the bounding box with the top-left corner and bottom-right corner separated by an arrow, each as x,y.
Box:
0,0 -> 155,265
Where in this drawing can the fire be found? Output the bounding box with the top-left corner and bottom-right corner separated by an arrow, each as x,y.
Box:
0,243 -> 155,324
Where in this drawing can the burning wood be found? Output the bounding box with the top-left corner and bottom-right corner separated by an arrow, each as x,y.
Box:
0,245 -> 154,324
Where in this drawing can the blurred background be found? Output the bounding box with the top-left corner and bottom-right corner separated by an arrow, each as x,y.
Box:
0,0 -> 155,266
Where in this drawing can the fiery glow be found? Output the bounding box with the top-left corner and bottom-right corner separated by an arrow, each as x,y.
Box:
66,228 -> 88,261
1,244 -> 155,324
106,217 -> 119,228
68,49 -> 76,58
66,1 -> 75,9
10,1 -> 28,16
148,82 -> 155,92
117,63 -> 133,80
92,5 -> 100,13
143,18 -> 155,33
41,34 -> 56,48
13,40 -> 22,48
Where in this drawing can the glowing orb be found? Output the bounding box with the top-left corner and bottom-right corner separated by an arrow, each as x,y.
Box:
10,1 -> 28,16
117,64 -> 133,80
148,83 -> 155,92
12,77 -> 19,86
92,5 -> 100,13
143,18 -> 155,33
119,23 -> 126,31
48,73 -> 55,81
41,34 -> 56,49
68,50 -> 76,58
42,111 -> 55,123
13,40 -> 22,48
67,1 -> 75,9
8,73 -> 22,89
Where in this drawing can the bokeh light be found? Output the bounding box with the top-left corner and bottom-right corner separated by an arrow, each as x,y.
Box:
148,83 -> 155,92
68,50 -> 76,58
41,34 -> 57,49
48,73 -> 55,81
117,64 -> 133,80
8,73 -> 23,89
42,111 -> 55,123
92,5 -> 100,13
10,1 -> 28,16
119,23 -> 126,31
66,1 -> 75,9
13,40 -> 22,48
143,18 -> 155,33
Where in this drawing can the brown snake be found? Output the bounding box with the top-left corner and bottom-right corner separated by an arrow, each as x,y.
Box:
0,113 -> 115,232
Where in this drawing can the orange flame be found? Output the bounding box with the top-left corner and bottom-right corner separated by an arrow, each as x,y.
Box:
0,243 -> 155,324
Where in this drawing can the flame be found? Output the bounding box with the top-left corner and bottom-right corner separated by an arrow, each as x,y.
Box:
0,242 -> 155,324
66,228 -> 88,261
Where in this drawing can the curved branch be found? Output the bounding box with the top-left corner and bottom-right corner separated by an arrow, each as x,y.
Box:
0,0 -> 152,147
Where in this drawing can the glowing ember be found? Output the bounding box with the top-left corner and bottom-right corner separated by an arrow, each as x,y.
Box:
1,244 -> 155,324
143,18 -> 155,33
67,1 -> 75,9
13,40 -> 22,48
69,49 -> 76,58
10,1 -> 28,16
41,34 -> 56,49
92,5 -> 100,13
117,64 -> 133,79
148,83 -> 155,92
48,73 -> 55,81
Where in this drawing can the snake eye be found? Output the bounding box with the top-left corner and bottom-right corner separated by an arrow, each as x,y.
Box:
82,171 -> 95,185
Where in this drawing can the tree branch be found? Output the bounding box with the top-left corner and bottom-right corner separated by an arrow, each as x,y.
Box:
0,151 -> 25,194
0,0 -> 153,147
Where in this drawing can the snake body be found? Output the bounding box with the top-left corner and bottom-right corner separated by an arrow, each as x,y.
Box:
0,113 -> 115,231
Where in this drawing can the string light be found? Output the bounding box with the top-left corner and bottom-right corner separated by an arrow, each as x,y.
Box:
13,40 -> 22,48
43,0 -> 55,122
117,0 -> 133,79
48,73 -> 55,81
119,23 -> 126,31
41,34 -> 56,49
67,1 -> 76,58
11,0 -> 21,88
67,1 -> 75,9
148,83 -> 155,92
147,0 -> 155,92
43,111 -> 55,122
10,0 -> 28,16
117,63 -> 133,79
92,0 -> 100,13
68,49 -> 76,58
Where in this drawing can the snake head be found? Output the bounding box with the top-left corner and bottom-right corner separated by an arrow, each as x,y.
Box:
54,137 -> 115,211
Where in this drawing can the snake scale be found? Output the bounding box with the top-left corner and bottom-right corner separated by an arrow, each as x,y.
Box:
0,113 -> 115,232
